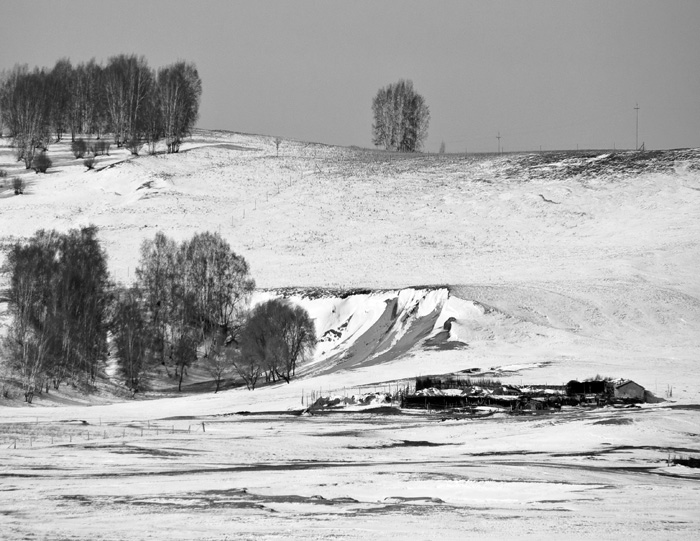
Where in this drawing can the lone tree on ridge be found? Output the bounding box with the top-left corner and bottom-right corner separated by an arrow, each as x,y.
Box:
372,79 -> 430,152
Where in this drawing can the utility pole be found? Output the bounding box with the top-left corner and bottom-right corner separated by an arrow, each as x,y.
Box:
497,132 -> 501,155
634,103 -> 640,150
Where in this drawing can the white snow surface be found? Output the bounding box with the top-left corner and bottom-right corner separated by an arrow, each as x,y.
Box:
1,132 -> 700,539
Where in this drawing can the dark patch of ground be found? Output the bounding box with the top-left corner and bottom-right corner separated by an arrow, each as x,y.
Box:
592,418 -> 634,425
671,456 -> 700,468
104,445 -> 193,458
311,430 -> 364,438
665,404 -> 700,411
484,460 -> 697,480
351,440 -> 457,449
466,450 -> 550,457
383,496 -> 445,504
61,487 -> 361,514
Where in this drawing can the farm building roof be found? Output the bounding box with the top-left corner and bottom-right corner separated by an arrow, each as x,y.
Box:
615,380 -> 644,390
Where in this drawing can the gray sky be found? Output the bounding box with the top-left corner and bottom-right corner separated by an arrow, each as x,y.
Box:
1,0 -> 699,152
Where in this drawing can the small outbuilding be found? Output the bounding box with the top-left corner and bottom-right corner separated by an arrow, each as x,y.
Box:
614,380 -> 645,402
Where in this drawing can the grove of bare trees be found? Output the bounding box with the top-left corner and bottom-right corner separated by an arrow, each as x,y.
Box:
372,79 -> 430,152
0,55 -> 202,167
1,227 -> 111,402
133,231 -> 256,392
1,227 -> 318,400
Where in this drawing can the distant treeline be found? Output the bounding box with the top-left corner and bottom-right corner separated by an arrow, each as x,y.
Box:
1,228 -> 316,403
0,55 -> 202,168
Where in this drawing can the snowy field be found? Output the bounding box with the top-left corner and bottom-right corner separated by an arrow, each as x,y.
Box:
1,406 -> 699,539
1,131 -> 699,539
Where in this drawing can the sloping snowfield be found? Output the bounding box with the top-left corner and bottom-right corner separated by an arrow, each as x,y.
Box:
1,132 -> 699,539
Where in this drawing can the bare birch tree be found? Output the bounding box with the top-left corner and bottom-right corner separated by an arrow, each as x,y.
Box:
0,65 -> 52,168
240,299 -> 316,385
112,286 -> 149,393
157,61 -> 202,153
48,58 -> 72,142
135,232 -> 178,370
103,54 -> 153,147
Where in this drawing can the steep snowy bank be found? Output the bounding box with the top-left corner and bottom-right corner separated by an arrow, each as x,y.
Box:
253,280 -> 700,405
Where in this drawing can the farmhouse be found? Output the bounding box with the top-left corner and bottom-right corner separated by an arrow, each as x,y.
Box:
614,380 -> 645,401
403,375 -> 649,411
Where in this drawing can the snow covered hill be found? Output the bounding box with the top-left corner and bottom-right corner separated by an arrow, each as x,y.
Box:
1,131 -> 699,405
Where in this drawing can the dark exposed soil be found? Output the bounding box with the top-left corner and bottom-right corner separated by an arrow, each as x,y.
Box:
592,418 -> 634,425
350,440 -> 458,449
